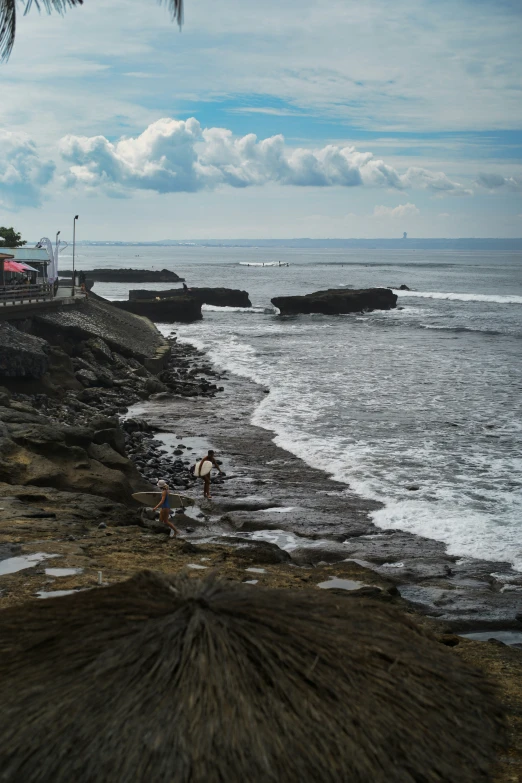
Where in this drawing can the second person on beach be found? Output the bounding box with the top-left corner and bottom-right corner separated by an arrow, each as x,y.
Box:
153,480 -> 181,538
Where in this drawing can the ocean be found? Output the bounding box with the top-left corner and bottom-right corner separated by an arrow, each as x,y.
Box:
68,246 -> 522,570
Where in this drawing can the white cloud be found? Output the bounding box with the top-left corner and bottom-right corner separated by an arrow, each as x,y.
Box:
0,130 -> 55,209
373,203 -> 420,218
59,118 -> 470,196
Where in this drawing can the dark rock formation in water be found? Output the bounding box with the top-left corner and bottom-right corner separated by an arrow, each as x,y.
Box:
0,571 -> 504,783
129,287 -> 252,308
60,268 -> 184,283
272,287 -> 398,315
114,295 -> 202,323
114,285 -> 252,323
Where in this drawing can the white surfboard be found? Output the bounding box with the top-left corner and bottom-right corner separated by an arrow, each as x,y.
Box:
194,459 -> 213,477
132,491 -> 195,508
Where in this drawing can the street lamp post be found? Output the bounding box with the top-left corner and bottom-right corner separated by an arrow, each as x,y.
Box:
72,215 -> 78,294
53,230 -> 60,296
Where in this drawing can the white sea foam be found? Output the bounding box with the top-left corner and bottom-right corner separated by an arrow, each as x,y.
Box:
202,305 -> 274,313
393,290 -> 522,305
172,268 -> 522,573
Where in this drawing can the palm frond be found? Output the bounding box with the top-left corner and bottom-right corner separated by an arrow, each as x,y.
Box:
0,0 -> 16,61
1,0 -> 83,61
23,0 -> 83,13
159,0 -> 183,27
1,0 -> 181,63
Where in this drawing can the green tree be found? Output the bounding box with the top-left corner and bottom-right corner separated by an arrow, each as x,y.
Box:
0,0 -> 182,61
0,226 -> 27,247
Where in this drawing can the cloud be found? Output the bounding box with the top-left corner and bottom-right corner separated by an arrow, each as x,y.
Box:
0,130 -> 55,209
476,172 -> 522,191
59,117 -> 470,196
373,203 -> 420,218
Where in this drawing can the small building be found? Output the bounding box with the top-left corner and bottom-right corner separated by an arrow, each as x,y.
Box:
0,251 -> 15,286
1,247 -> 51,285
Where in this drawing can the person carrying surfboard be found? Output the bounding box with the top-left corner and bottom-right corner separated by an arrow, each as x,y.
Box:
153,480 -> 181,538
194,450 -> 223,500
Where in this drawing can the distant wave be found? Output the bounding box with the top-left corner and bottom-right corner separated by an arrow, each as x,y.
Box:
393,289 -> 522,304
202,304 -> 275,314
238,262 -> 290,267
420,325 -> 505,337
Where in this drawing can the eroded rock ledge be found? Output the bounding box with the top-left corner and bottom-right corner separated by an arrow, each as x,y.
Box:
129,287 -> 252,308
272,287 -> 398,315
114,296 -> 202,323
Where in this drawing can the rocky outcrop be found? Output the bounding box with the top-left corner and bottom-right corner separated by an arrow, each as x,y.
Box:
0,403 -> 151,503
32,293 -> 170,364
0,484 -> 142,540
60,268 -> 184,283
114,296 -> 202,323
129,288 -> 252,308
0,323 -> 49,379
272,287 -> 398,315
0,299 -> 226,508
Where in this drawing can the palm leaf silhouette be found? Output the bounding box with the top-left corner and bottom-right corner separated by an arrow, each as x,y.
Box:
0,0 -> 183,61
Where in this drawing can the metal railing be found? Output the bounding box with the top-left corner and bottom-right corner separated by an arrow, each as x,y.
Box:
0,283 -> 54,306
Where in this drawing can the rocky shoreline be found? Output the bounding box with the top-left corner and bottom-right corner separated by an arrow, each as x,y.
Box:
0,297 -> 521,781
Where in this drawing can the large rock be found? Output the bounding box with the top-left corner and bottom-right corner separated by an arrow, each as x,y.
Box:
114,296 -> 202,323
0,323 -> 49,379
75,369 -> 98,387
92,427 -> 126,455
0,406 -> 150,503
272,287 -> 398,315
60,268 -> 184,283
129,288 -> 252,308
0,483 -> 141,529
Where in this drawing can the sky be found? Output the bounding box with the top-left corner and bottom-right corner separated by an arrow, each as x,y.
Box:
0,0 -> 521,240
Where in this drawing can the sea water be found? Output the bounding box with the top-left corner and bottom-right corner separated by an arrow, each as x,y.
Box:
76,246 -> 522,570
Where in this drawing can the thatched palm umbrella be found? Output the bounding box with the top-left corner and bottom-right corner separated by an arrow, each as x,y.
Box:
0,0 -> 183,61
0,571 -> 503,782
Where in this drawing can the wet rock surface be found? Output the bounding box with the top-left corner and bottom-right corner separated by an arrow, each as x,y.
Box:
272,287 -> 398,315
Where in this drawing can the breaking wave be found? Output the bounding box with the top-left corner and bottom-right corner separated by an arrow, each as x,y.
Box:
393,290 -> 522,305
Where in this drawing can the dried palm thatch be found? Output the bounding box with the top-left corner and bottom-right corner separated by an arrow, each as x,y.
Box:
0,571 -> 504,782
0,0 -> 183,61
